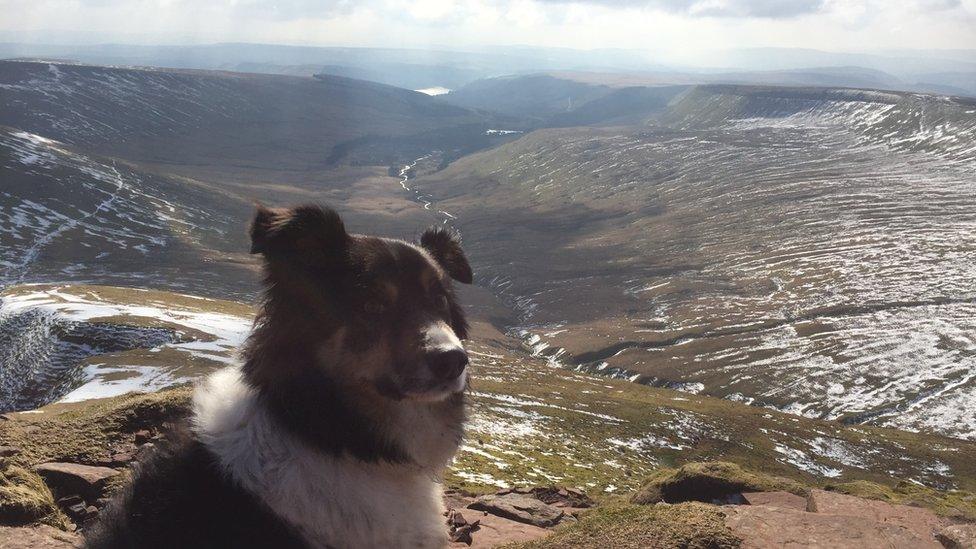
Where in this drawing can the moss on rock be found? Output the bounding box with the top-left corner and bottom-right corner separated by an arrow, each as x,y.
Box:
631,462 -> 807,505
0,463 -> 69,529
0,388 -> 191,468
0,388 -> 191,531
508,502 -> 740,549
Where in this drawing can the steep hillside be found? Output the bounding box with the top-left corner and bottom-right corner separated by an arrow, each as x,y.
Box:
0,61 -> 499,302
664,85 -> 976,161
0,60 -> 490,169
0,126 -> 255,297
412,85 -> 976,440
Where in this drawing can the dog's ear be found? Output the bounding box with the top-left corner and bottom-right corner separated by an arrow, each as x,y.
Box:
419,226 -> 473,284
250,204 -> 348,258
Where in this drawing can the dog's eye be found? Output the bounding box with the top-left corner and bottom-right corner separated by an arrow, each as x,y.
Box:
435,293 -> 450,311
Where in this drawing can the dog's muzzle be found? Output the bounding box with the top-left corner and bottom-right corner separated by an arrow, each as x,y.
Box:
426,348 -> 469,382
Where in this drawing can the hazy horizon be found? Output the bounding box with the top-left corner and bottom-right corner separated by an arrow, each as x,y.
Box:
4,0 -> 975,59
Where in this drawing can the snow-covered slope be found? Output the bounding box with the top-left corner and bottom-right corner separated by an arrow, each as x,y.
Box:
0,284 -> 251,412
414,86 -> 976,440
666,85 -> 976,162
0,127 -> 254,298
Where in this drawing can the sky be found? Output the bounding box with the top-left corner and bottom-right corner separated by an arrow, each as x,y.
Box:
3,0 -> 975,55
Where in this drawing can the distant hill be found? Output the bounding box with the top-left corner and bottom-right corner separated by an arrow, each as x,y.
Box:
444,68 -> 974,128
221,62 -> 484,91
0,60 -> 492,170
547,85 -> 688,127
911,71 -> 976,97
440,74 -> 616,120
708,66 -> 906,90
312,63 -> 483,91
684,47 -> 976,80
3,42 -> 973,97
663,84 -> 976,161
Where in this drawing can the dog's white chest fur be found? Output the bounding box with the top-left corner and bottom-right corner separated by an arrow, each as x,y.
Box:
192,369 -> 450,549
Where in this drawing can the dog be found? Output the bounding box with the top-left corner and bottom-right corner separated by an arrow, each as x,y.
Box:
86,204 -> 474,548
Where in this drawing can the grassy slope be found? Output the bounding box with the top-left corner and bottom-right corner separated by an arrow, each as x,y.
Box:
509,502 -> 740,549
0,389 -> 192,468
457,339 -> 976,502
0,464 -> 69,529
411,107 -> 976,444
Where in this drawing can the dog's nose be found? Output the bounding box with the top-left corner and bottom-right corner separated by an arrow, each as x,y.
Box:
427,349 -> 469,381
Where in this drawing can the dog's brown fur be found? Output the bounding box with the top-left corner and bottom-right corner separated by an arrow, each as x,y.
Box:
244,204 -> 473,462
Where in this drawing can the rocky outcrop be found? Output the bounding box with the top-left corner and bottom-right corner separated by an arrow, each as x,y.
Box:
467,493 -> 567,528
937,524 -> 976,549
740,491 -> 807,511
449,510 -> 550,548
520,486 -> 593,509
32,463 -> 119,503
631,462 -> 806,505
725,504 -> 942,549
516,484 -> 975,549
724,488 -> 962,548
807,489 -> 947,541
0,525 -> 80,549
532,462 -> 976,549
445,487 -> 582,547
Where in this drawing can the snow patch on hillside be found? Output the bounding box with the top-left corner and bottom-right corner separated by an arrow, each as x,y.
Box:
0,286 -> 251,408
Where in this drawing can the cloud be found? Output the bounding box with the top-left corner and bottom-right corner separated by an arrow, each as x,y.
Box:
2,0 -> 973,50
1,0 -> 360,22
192,0 -> 360,20
914,0 -> 962,9
534,0 -> 826,18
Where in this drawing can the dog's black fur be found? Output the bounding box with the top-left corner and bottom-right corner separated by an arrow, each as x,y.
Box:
84,204 -> 472,548
85,426 -> 308,548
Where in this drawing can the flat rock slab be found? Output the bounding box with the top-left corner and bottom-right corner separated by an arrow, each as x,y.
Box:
450,511 -> 552,548
807,489 -> 946,541
0,526 -> 80,549
499,487 -> 594,509
741,491 -> 808,511
467,493 -> 565,528
725,505 -> 942,549
33,462 -> 120,502
936,524 -> 976,549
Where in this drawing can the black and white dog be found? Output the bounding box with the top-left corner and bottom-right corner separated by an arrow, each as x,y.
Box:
86,205 -> 473,548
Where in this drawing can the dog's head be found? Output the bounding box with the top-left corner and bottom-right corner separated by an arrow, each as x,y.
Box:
246,204 -> 472,402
